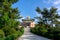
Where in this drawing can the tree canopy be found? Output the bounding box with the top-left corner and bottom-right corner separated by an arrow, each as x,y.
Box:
0,0 -> 21,29
36,7 -> 60,27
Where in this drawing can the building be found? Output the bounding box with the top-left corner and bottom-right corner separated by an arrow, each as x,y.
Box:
21,16 -> 35,28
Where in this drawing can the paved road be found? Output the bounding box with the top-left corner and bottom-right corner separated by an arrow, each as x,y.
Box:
18,27 -> 50,40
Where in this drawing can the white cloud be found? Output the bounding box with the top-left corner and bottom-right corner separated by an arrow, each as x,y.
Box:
43,0 -> 53,4
43,0 -> 60,5
53,0 -> 60,5
36,13 -> 40,16
57,7 -> 60,11
47,7 -> 51,10
54,6 -> 60,11
51,0 -> 60,11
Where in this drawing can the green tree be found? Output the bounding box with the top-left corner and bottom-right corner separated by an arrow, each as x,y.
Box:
36,7 -> 60,27
0,0 -> 21,29
0,0 -> 24,40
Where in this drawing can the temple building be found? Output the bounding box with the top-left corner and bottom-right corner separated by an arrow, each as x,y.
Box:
21,16 -> 35,28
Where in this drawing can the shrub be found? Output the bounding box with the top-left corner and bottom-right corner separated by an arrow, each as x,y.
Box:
2,27 -> 12,36
2,27 -> 17,36
19,27 -> 24,34
40,29 -> 48,35
0,30 -> 5,40
30,28 -> 36,34
5,31 -> 20,40
30,25 -> 60,40
10,28 -> 17,34
17,31 -> 22,36
0,30 -> 4,38
0,38 -> 5,40
5,27 -> 24,40
5,35 -> 15,40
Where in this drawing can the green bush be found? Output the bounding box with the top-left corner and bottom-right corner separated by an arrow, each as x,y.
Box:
17,31 -> 22,36
19,27 -> 24,34
2,27 -> 12,36
0,38 -> 5,40
2,27 -> 17,36
30,25 -> 60,40
40,29 -> 48,35
5,35 -> 15,40
5,27 -> 24,40
30,28 -> 36,34
5,31 -> 21,40
10,28 -> 17,34
0,30 -> 4,38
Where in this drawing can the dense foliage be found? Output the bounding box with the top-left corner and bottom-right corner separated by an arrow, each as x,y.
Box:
31,7 -> 60,40
30,25 -> 60,40
0,0 -> 24,40
5,27 -> 24,40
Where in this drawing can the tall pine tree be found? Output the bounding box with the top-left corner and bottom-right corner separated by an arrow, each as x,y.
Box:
0,0 -> 21,28
36,7 -> 60,27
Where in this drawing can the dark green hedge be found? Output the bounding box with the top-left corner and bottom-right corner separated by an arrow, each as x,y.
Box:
0,27 -> 24,40
5,27 -> 24,40
30,25 -> 60,40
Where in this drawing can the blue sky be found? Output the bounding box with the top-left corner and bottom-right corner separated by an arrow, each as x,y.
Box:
12,0 -> 60,21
